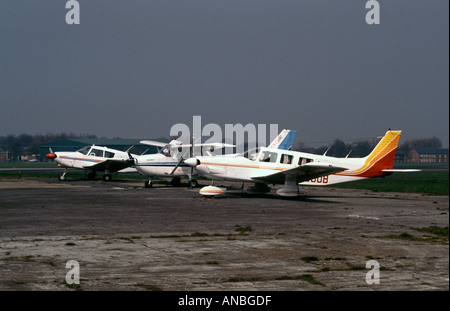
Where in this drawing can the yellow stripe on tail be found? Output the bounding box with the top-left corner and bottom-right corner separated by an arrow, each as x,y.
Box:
340,130 -> 402,177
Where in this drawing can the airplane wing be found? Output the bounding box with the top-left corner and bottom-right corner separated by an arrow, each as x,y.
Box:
187,143 -> 235,150
250,163 -> 348,184
83,159 -> 133,172
139,140 -> 169,148
140,140 -> 234,150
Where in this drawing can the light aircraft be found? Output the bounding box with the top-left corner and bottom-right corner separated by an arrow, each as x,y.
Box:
45,145 -> 138,181
133,129 -> 297,188
184,130 -> 419,198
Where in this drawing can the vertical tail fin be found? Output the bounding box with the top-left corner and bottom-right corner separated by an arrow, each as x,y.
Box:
268,129 -> 297,150
344,130 -> 402,177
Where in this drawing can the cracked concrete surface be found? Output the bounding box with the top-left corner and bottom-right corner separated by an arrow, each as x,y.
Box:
0,177 -> 448,290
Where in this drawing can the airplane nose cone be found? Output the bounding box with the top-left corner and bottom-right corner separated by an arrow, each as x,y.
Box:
184,158 -> 200,167
46,152 -> 57,160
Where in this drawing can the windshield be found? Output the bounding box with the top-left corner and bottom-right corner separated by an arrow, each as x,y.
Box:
238,147 -> 261,161
158,146 -> 172,157
77,146 -> 90,155
259,150 -> 278,163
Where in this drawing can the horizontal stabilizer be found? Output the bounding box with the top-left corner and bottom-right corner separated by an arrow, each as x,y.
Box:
382,169 -> 421,173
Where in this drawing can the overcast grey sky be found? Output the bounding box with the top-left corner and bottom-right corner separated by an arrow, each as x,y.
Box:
0,1 -> 448,146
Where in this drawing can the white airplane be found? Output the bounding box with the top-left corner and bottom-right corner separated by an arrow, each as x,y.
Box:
133,129 -> 297,188
45,145 -> 138,181
184,130 -> 419,198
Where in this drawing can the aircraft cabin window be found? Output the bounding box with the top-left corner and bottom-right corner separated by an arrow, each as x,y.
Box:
105,151 -> 115,158
259,151 -> 278,163
298,157 -> 313,165
90,149 -> 104,157
280,154 -> 293,164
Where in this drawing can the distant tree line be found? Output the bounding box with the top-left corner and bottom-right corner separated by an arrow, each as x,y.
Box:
292,136 -> 443,158
0,132 -> 444,161
0,133 -> 97,159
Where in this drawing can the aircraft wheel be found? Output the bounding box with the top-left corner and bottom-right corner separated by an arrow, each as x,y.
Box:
58,175 -> 66,181
103,174 -> 111,182
144,180 -> 153,188
189,179 -> 198,188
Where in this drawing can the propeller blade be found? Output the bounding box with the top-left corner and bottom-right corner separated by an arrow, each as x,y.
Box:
169,156 -> 184,175
126,152 -> 135,164
190,134 -> 195,176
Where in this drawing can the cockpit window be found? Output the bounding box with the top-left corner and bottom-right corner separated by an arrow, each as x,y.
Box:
90,148 -> 104,157
159,146 -> 171,157
77,146 -> 90,155
259,151 -> 278,163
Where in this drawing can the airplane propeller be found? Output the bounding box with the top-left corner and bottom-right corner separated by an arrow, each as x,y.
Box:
46,148 -> 57,160
184,157 -> 200,167
126,152 -> 135,164
168,135 -> 195,175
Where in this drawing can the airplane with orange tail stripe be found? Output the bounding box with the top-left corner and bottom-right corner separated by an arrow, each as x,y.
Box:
184,130 -> 419,197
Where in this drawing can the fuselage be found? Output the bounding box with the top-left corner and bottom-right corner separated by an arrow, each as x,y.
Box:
191,146 -> 382,185
133,153 -> 195,177
50,145 -> 134,172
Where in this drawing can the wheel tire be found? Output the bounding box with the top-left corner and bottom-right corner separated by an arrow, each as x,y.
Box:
189,179 -> 199,188
58,175 -> 65,181
103,174 -> 111,182
144,180 -> 153,188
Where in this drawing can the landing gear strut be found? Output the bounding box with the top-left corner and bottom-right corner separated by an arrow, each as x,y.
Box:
144,179 -> 153,188
58,169 -> 67,181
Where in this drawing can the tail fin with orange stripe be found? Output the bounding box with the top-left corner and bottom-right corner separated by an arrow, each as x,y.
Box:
342,130 -> 402,178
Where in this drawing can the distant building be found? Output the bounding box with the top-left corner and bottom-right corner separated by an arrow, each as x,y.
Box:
0,149 -> 8,162
39,138 -> 160,161
394,150 -> 406,163
407,148 -> 449,163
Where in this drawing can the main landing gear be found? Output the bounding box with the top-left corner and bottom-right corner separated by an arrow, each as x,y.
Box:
58,169 -> 68,181
188,179 -> 198,188
145,179 -> 153,188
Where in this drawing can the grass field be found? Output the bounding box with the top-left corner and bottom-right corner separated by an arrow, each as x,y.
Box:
329,170 -> 449,196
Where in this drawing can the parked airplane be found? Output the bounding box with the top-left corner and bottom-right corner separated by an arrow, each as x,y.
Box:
184,130 -> 419,198
133,139 -> 234,188
45,145 -> 138,181
133,129 -> 297,188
